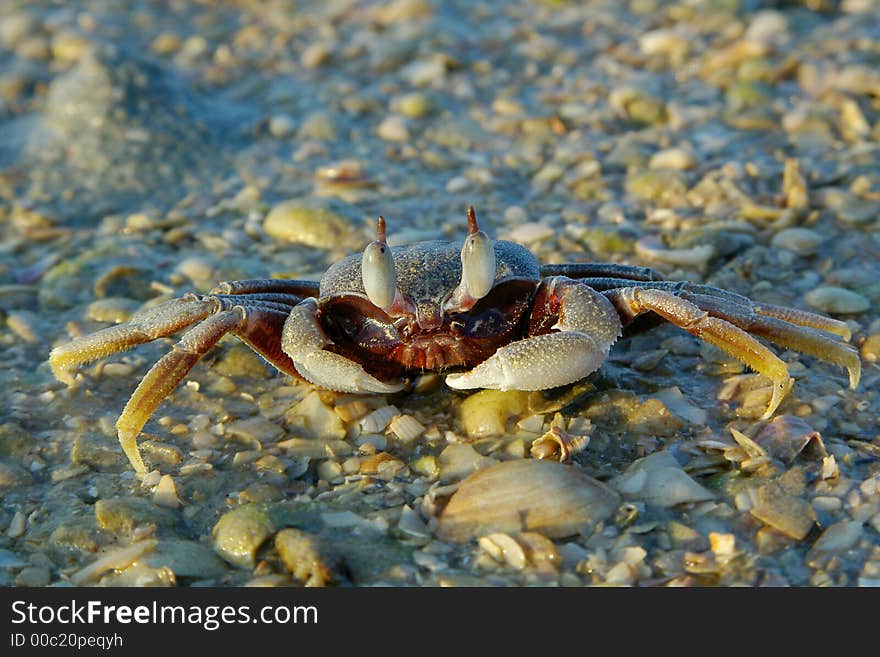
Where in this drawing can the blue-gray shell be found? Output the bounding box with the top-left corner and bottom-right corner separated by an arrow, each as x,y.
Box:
319,239 -> 540,302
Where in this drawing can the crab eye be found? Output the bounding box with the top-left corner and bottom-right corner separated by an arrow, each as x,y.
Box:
460,206 -> 496,300
362,216 -> 397,310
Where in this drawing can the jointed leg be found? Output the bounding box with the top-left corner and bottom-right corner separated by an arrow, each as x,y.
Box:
117,308 -> 245,473
540,263 -> 663,282
50,279 -> 319,472
605,287 -> 799,418
679,292 -> 860,389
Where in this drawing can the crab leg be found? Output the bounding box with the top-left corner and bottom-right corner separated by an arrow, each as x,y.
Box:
604,287 -> 796,418
540,263 -> 663,282
113,301 -> 305,473
578,277 -> 859,388
49,298 -> 217,385
679,292 -> 861,389
117,308 -> 246,473
281,298 -> 405,394
445,277 -> 623,391
209,278 -> 320,296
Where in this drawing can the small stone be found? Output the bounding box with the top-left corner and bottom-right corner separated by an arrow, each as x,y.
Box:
861,334 -> 880,362
391,91 -> 435,119
648,147 -> 695,171
770,228 -> 823,256
300,42 -> 332,69
268,114 -> 297,138
438,444 -> 496,484
7,512 -> 26,538
275,528 -> 336,587
51,31 -> 91,63
0,461 -> 32,489
377,115 -> 410,142
152,32 -> 181,55
807,520 -> 864,561
94,497 -> 176,535
612,451 -> 714,508
298,112 -> 337,141
15,566 -> 51,587
212,504 -> 275,569
85,297 -> 141,323
804,287 -> 870,314
504,222 -> 555,245
626,170 -> 687,206
153,475 -> 181,509
263,202 -> 355,249
144,540 -> 227,578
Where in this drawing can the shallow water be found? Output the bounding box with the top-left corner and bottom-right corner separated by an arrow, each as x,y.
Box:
1,0 -> 878,587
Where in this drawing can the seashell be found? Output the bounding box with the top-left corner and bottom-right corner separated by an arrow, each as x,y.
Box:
754,415 -> 826,463
212,504 -> 275,569
529,422 -> 590,463
478,532 -> 527,570
611,450 -> 715,508
359,405 -> 400,434
389,414 -> 425,444
634,236 -> 715,268
70,540 -> 158,585
274,528 -> 337,587
436,459 -> 620,542
438,444 -> 496,484
748,480 -> 815,540
458,389 -> 530,438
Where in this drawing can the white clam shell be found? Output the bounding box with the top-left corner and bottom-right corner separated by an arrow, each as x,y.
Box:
436,459 -> 620,542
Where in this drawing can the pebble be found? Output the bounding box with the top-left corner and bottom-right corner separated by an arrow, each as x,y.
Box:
263,201 -> 355,249
770,227 -> 823,256
391,91 -> 435,118
85,297 -> 140,323
212,504 -> 275,569
15,566 -> 51,587
377,115 -> 410,142
0,461 -> 33,489
804,287 -> 870,314
300,42 -> 332,69
860,334 -> 880,362
268,114 -> 297,138
648,147 -> 696,171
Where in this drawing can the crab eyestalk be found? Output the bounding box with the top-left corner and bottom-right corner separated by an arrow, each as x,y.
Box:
362,216 -> 398,310
460,206 -> 496,300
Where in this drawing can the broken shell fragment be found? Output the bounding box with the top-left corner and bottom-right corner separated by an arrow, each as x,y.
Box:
436,459 -> 620,542
754,415 -> 826,463
611,451 -> 715,508
748,481 -> 815,540
274,528 -> 337,587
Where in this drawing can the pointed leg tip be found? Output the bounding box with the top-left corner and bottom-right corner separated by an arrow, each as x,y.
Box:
848,361 -> 861,390
762,377 -> 794,420
118,428 -> 147,474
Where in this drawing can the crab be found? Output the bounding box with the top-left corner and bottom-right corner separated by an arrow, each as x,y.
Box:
50,208 -> 862,473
